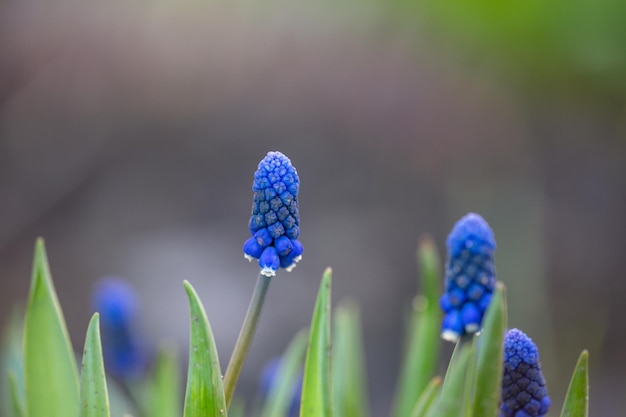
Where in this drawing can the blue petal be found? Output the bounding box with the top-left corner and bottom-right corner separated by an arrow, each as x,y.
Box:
275,235 -> 293,256
254,228 -> 273,247
268,222 -> 285,239
259,246 -> 280,277
441,310 -> 463,342
460,302 -> 481,333
243,237 -> 264,259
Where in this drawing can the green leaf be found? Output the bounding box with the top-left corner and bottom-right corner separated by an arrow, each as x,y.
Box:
24,238 -> 80,417
426,341 -> 473,417
472,283 -> 507,417
301,268 -> 333,417
9,372 -> 26,417
392,236 -> 442,417
332,302 -> 369,417
409,377 -> 441,417
79,313 -> 111,417
260,329 -> 308,417
1,308 -> 25,417
145,346 -> 182,417
183,280 -> 227,417
560,350 -> 589,417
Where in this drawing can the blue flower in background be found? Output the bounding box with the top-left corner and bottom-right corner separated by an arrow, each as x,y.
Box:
260,357 -> 302,417
500,329 -> 551,417
440,212 -> 496,342
243,151 -> 303,276
92,277 -> 145,379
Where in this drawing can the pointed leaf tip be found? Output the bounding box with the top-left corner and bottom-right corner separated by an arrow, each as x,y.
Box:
182,281 -> 227,417
25,239 -> 80,417
301,270 -> 333,417
80,313 -> 111,417
560,350 -> 589,417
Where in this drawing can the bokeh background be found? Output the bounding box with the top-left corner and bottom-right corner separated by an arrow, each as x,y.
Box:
1,0 -> 625,415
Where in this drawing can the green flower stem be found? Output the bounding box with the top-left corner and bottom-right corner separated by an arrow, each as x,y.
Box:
223,273 -> 272,407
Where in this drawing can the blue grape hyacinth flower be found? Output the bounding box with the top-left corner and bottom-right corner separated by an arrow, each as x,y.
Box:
500,329 -> 551,417
440,212 -> 496,342
92,277 -> 146,379
243,151 -> 303,277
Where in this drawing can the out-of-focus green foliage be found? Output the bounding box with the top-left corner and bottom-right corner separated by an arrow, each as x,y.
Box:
301,268 -> 333,417
392,0 -> 626,100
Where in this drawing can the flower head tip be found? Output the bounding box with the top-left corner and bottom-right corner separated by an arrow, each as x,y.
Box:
243,151 -> 303,276
440,212 -> 496,342
92,277 -> 146,378
500,329 -> 551,417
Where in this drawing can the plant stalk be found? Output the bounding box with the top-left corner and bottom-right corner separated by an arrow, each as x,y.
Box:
223,273 -> 272,407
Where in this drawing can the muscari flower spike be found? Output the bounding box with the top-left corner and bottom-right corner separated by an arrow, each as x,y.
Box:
440,212 -> 496,342
243,151 -> 303,277
92,277 -> 146,379
500,329 -> 551,417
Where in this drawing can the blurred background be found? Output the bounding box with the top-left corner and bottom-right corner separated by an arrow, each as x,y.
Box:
0,0 -> 625,415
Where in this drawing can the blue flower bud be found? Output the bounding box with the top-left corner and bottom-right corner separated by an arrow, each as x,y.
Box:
500,329 -> 551,417
244,151 -> 303,276
92,278 -> 146,379
440,213 -> 496,342
260,246 -> 281,276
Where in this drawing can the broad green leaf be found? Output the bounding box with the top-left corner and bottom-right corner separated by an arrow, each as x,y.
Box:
79,313 -> 111,417
472,283 -> 507,417
560,350 -> 589,417
260,329 -> 308,417
332,302 -> 369,417
1,308 -> 25,417
409,377 -> 441,417
146,346 -> 182,417
426,341 -> 472,417
24,238 -> 80,417
183,281 -> 227,417
301,268 -> 333,417
392,236 -> 442,417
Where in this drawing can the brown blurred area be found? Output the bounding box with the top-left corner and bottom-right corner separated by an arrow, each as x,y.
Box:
1,0 -> 625,415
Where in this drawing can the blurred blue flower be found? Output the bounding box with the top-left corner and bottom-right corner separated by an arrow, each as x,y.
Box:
260,357 -> 302,417
440,212 -> 496,342
92,277 -> 146,379
243,151 -> 303,276
500,329 -> 551,417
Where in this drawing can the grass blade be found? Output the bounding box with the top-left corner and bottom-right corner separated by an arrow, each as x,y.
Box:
146,346 -> 182,417
426,341 -> 473,417
1,308 -> 25,417
560,350 -> 589,417
472,283 -> 507,417
409,377 -> 441,417
9,373 -> 25,417
260,329 -> 308,417
183,281 -> 227,417
79,313 -> 111,417
392,236 -> 442,417
24,238 -> 80,417
301,268 -> 333,417
332,302 -> 369,417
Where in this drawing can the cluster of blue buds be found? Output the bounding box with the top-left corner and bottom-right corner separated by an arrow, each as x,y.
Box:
500,329 -> 551,417
440,213 -> 496,342
243,151 -> 303,277
92,277 -> 146,379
